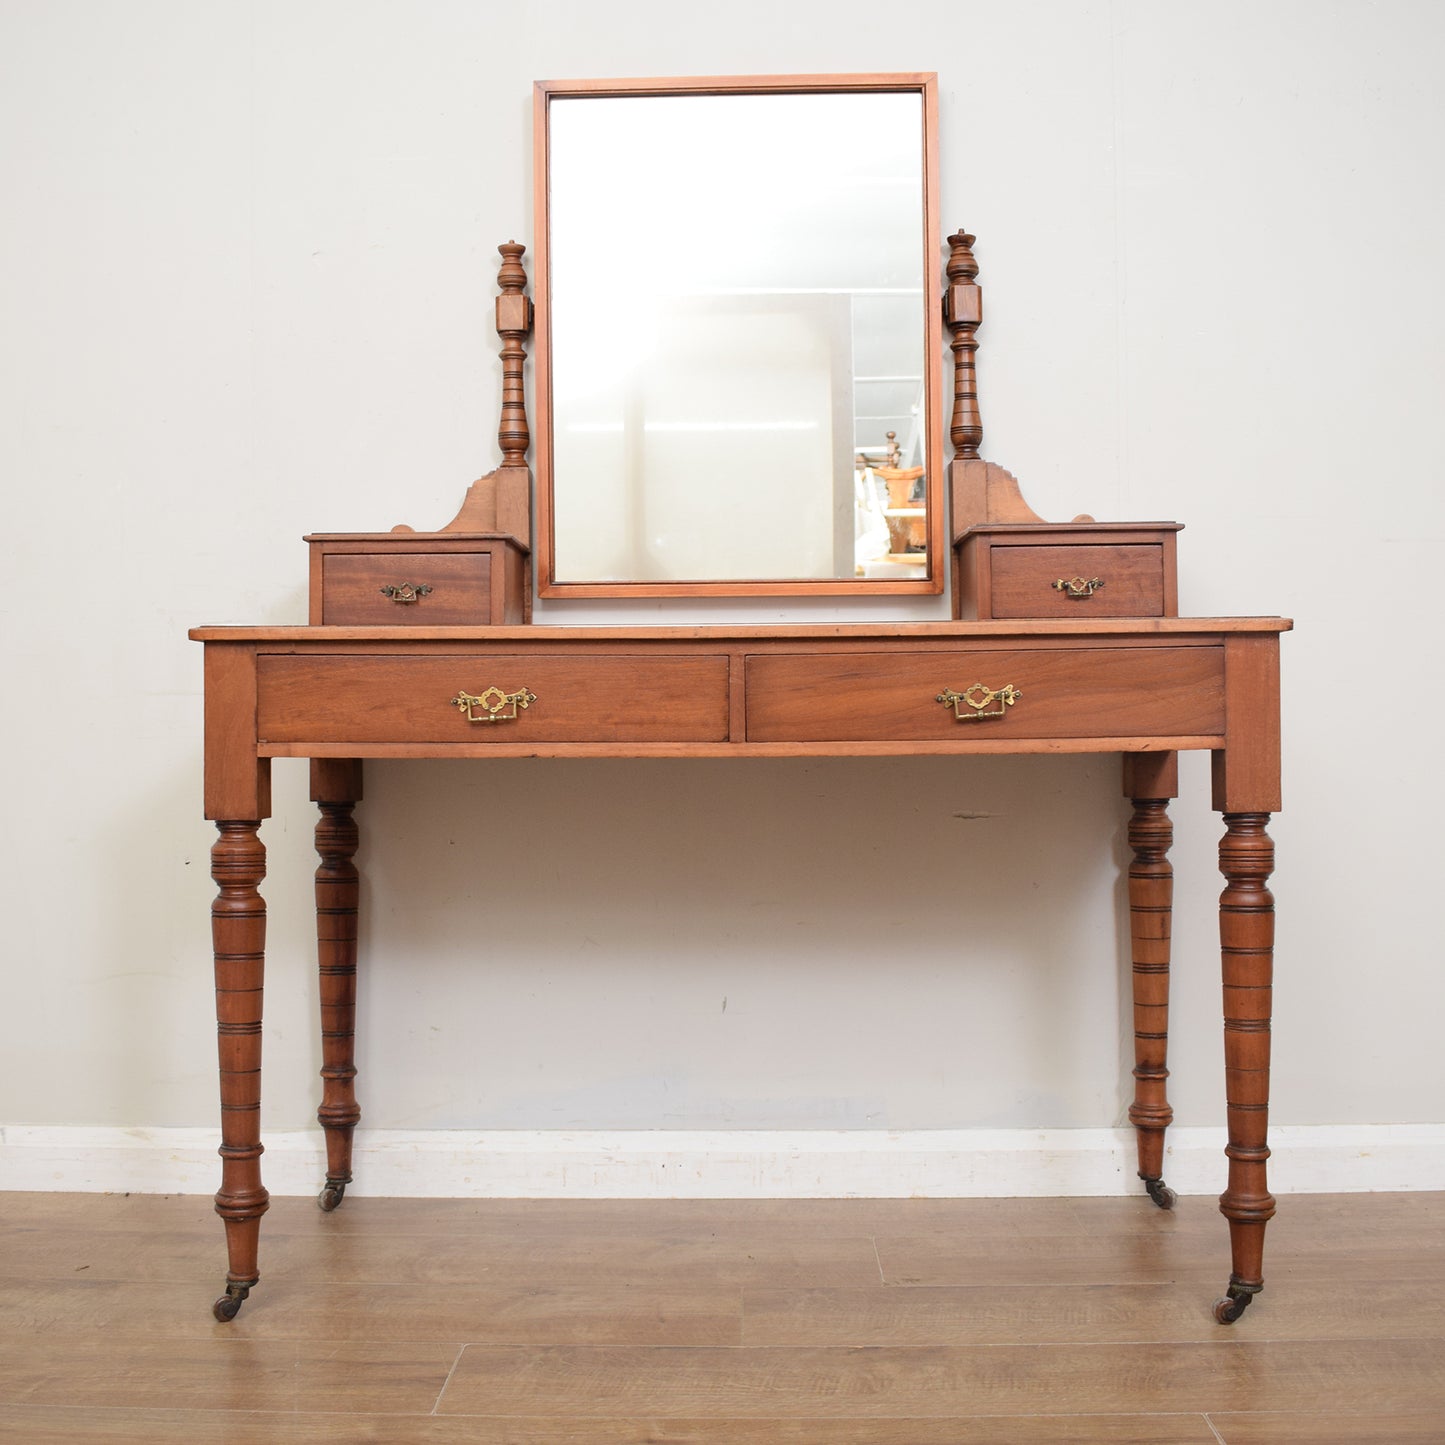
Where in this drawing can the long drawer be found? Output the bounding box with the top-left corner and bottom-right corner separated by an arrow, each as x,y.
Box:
744,646 -> 1224,742
257,653 -> 730,744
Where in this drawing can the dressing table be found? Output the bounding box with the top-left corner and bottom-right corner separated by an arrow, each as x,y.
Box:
193,73 -> 1287,1326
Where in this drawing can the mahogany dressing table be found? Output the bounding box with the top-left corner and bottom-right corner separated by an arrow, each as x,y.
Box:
192,74 -> 1287,1326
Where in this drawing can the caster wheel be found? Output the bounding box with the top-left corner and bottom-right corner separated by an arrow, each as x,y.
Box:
212,1283 -> 250,1322
1213,1288 -> 1254,1325
317,1179 -> 348,1212
1143,1177 -> 1177,1210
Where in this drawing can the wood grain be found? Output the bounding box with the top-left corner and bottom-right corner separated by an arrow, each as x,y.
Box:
990,543 -> 1165,618
744,645 -> 1224,742
874,1218 -> 1445,1287
1,1193 -> 1440,1437
0,1405 -> 1225,1443
436,1339 -> 1445,1418
1209,1413 -> 1445,1443
0,1277 -> 741,1346
0,1338 -> 459,1412
321,552 -> 493,626
256,653 -> 731,745
742,1277 -> 1445,1346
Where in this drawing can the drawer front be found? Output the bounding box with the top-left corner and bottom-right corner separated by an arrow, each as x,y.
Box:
989,544 -> 1165,618
745,647 -> 1222,742
322,553 -> 493,625
258,653 -> 729,744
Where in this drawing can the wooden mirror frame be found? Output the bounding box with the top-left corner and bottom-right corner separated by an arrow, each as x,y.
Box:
532,73 -> 944,600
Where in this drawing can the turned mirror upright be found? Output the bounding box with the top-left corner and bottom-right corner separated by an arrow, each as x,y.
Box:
533,74 -> 946,598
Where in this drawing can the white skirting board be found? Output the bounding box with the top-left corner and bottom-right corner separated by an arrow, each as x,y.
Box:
1,1124 -> 1441,1197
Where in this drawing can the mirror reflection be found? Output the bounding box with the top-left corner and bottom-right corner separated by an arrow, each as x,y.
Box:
540,82 -> 939,594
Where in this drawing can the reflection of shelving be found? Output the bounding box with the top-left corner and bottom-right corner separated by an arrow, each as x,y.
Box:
853,376 -> 924,466
850,285 -> 926,468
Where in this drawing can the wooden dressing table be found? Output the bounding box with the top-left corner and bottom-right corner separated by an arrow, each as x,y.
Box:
192,74 -> 1287,1326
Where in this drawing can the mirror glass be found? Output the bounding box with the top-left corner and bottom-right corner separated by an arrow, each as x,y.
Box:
535,76 -> 943,597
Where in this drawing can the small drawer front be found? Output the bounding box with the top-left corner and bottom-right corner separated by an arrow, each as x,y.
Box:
322,553 -> 493,625
258,653 -> 730,744
989,545 -> 1165,618
745,647 -> 1222,743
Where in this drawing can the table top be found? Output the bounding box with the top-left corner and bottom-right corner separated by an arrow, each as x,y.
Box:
191,617 -> 1292,644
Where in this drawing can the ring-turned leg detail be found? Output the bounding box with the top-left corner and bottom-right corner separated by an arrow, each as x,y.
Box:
1216,811 -> 1277,1322
315,794 -> 361,1209
210,820 -> 270,1321
1127,795 -> 1176,1209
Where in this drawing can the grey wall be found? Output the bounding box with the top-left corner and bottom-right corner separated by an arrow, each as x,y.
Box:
2,0 -> 1441,1146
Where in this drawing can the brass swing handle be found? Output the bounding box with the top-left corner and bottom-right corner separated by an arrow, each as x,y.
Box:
936,683 -> 1022,721
451,686 -> 537,723
380,582 -> 434,604
1052,576 -> 1105,599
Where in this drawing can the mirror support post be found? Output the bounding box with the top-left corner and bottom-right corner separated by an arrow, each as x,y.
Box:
946,230 -> 1045,551
437,243 -> 535,562
945,230 -> 982,460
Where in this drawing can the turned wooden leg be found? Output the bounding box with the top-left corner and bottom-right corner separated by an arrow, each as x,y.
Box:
1214,811 -> 1277,1323
1127,795 -> 1176,1209
313,760 -> 362,1211
210,820 -> 270,1321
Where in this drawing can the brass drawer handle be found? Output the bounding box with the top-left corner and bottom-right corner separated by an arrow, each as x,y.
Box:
380,583 -> 433,604
936,683 -> 1021,721
1052,576 -> 1104,599
451,686 -> 537,723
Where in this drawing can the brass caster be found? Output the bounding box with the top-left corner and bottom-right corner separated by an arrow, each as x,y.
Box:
212,1281 -> 252,1322
1142,1176 -> 1177,1210
1212,1285 -> 1256,1325
317,1178 -> 348,1212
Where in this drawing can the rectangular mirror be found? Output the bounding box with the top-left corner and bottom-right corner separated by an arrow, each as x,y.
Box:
534,74 -> 943,598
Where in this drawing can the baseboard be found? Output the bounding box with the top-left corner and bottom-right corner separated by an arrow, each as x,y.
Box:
2,1123 -> 1441,1197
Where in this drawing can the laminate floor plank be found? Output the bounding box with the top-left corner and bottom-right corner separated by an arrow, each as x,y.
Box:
1068,1190 -> 1445,1238
289,1194 -> 1098,1240
435,1339 -> 1445,1418
0,1404 -> 1224,1443
3,1192 -> 1443,1436
0,1276 -> 742,1345
0,1234 -> 220,1284
0,1338 -> 459,1413
742,1276 -> 1445,1345
252,1231 -> 882,1289
1209,1411 -> 1445,1443
874,1224 -> 1445,1287
0,1225 -> 881,1289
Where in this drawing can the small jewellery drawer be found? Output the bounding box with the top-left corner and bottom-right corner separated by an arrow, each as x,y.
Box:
257,653 -> 729,744
744,647 -> 1223,743
321,553 -> 494,625
955,523 -> 1180,621
306,533 -> 529,625
989,544 -> 1165,618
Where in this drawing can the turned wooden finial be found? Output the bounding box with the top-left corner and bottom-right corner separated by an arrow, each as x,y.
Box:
495,241 -> 533,467
945,229 -> 983,459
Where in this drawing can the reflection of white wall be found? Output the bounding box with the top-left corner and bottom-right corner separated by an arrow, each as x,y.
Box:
548,92 -> 924,296
547,88 -> 921,581
556,298 -> 850,580
4,3 -> 1444,1191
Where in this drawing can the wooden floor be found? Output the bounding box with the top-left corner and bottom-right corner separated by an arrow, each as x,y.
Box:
1,1191 -> 1443,1442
